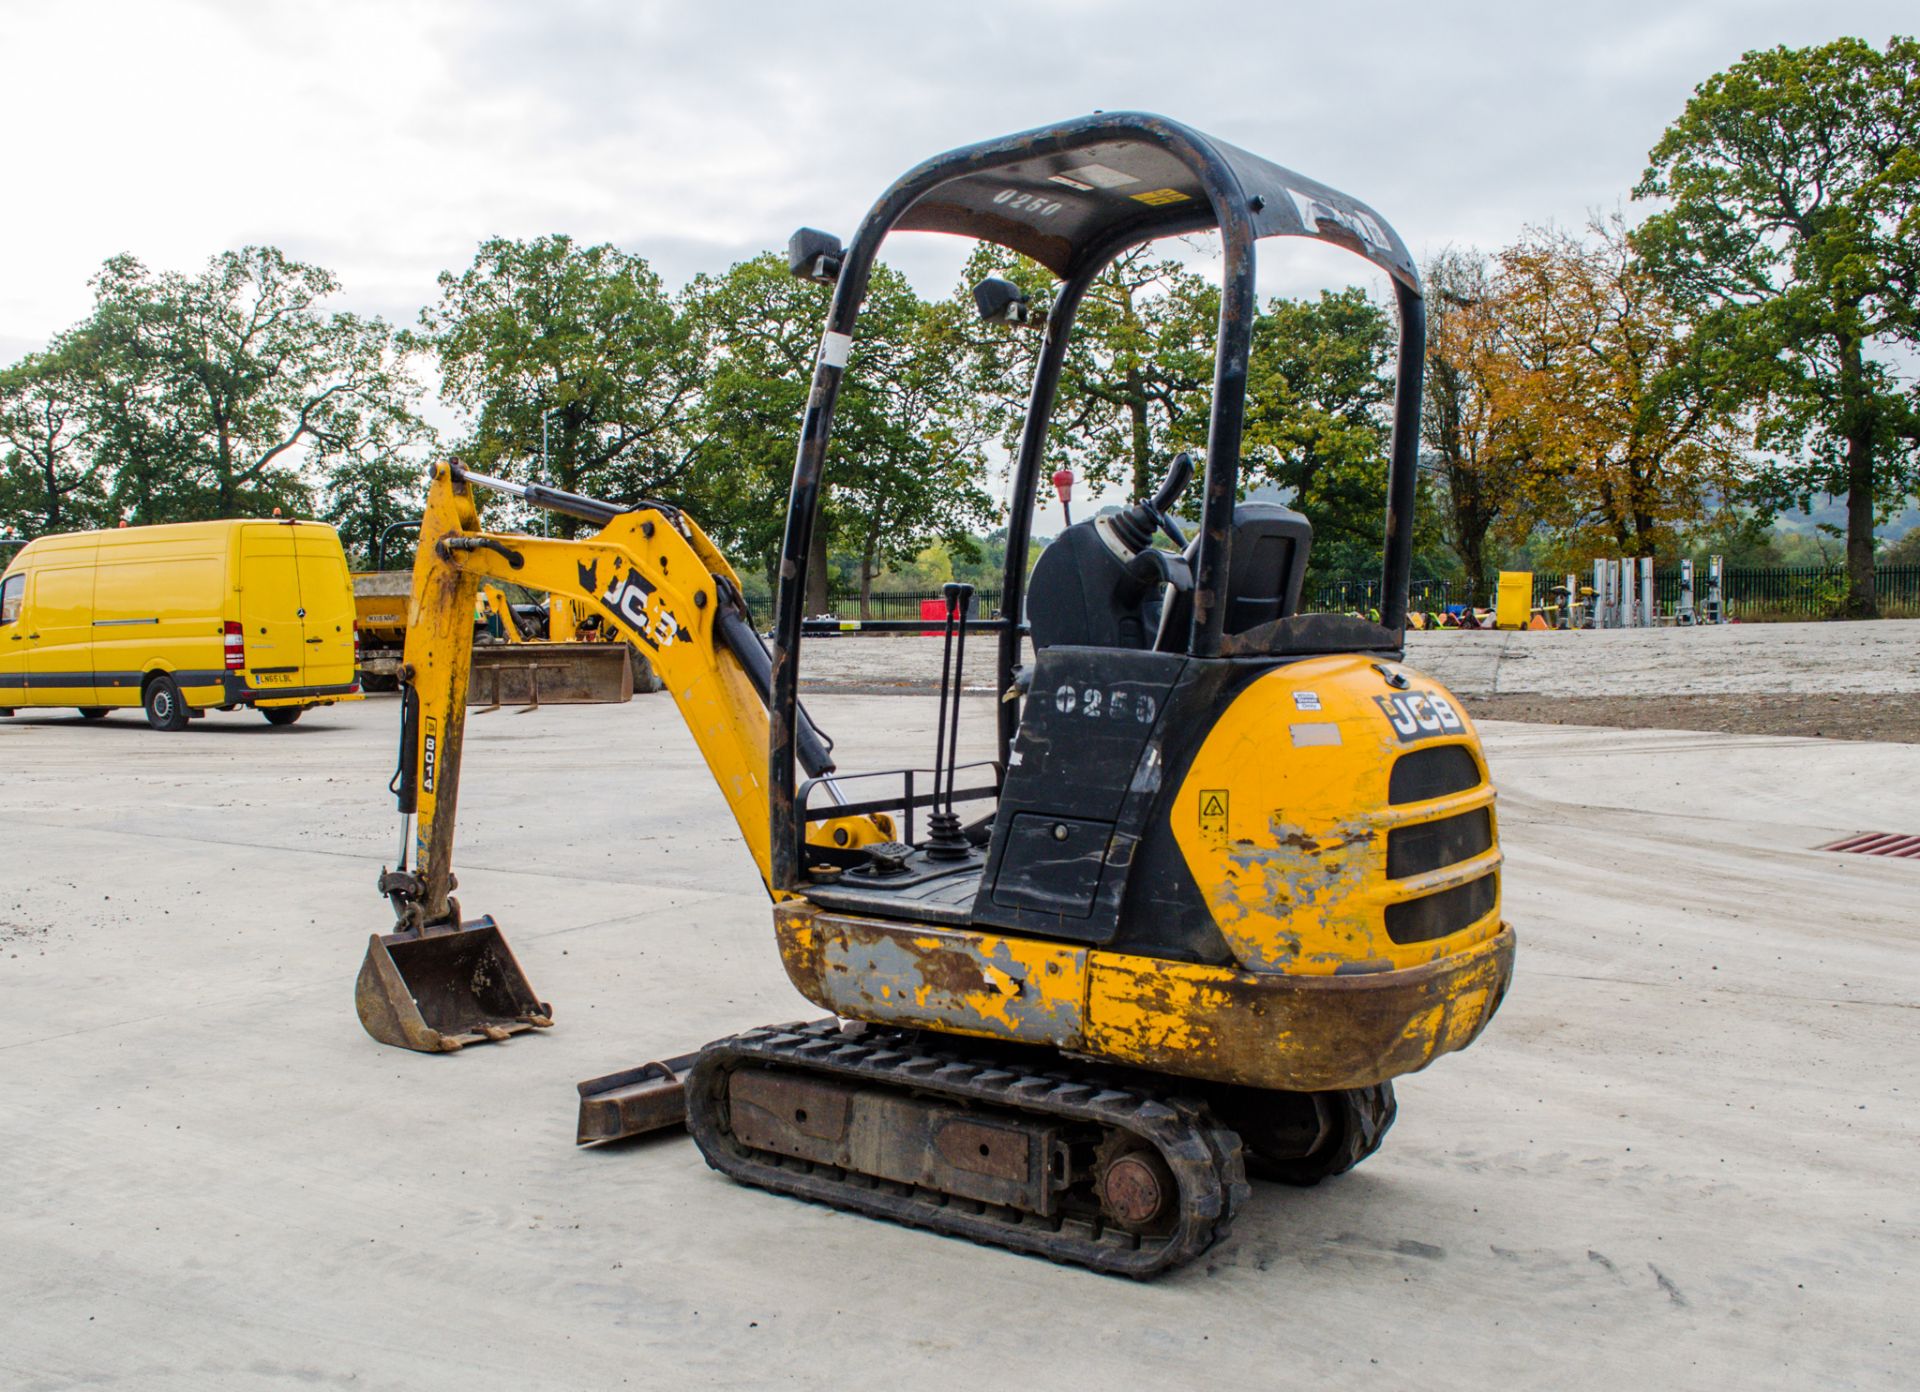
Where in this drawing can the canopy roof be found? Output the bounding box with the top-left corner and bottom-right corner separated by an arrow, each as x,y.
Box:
888,111 -> 1419,291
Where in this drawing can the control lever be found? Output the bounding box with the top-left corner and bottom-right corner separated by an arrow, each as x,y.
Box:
924,581 -> 974,861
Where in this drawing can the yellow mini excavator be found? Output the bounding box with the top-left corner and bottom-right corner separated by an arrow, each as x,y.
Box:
357,112 -> 1515,1276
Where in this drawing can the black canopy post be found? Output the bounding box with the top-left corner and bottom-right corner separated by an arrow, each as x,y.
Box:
1379,280 -> 1426,633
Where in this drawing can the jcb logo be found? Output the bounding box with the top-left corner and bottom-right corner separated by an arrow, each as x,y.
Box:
603,572 -> 681,649
1375,692 -> 1464,743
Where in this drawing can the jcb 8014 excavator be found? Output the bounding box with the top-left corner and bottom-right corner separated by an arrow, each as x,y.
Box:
357,112 -> 1515,1276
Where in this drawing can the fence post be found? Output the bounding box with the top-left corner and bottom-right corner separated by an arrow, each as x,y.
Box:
1638,557 -> 1655,627
1620,559 -> 1638,628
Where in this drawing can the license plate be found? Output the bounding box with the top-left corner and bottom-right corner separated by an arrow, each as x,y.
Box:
255,672 -> 294,685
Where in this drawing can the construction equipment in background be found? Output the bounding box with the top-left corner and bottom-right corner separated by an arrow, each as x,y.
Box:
1494,571 -> 1533,630
353,570 -> 413,691
355,565 -> 644,704
358,113 -> 1515,1276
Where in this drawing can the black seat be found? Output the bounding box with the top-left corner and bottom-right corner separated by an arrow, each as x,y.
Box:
1155,502 -> 1312,651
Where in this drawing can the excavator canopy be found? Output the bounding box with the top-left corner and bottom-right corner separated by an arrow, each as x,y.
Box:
886,113 -> 1419,288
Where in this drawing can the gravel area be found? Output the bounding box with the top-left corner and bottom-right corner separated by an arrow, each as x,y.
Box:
797,619 -> 1920,741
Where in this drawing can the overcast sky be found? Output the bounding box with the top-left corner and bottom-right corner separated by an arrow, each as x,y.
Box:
2,1 -> 1910,368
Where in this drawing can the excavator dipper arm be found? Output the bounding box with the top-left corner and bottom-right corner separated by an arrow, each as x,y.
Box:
357,461 -> 885,1052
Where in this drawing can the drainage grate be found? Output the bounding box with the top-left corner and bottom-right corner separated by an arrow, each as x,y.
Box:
1817,832 -> 1920,859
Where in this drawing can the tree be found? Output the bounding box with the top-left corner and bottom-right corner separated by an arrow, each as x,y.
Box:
316,397 -> 435,568
84,248 -> 412,522
1488,217 -> 1748,568
417,236 -> 701,535
1241,286 -> 1403,581
1634,36 -> 1920,616
0,337 -> 109,536
680,253 -> 835,604
1422,249 -> 1524,601
957,244 -> 1218,503
683,254 -> 997,616
830,270 -> 998,616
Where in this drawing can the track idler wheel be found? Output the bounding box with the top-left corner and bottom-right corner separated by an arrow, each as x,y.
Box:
1207,1081 -> 1397,1186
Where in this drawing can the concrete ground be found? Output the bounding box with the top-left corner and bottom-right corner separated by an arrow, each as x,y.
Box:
1,668 -> 1915,1389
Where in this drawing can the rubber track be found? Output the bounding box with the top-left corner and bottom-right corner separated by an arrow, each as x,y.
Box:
686,1019 -> 1250,1277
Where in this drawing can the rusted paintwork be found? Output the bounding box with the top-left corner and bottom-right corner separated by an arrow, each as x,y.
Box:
726,1067 -> 1069,1214
354,918 -> 552,1053
776,900 -> 1514,1092
775,900 -> 1085,1046
1173,653 -> 1504,975
574,1051 -> 701,1144
1081,925 -> 1514,1091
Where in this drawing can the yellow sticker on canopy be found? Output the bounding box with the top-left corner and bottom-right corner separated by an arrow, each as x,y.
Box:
1131,188 -> 1191,206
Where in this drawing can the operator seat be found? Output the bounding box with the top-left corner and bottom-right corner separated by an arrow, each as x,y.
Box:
1153,501 -> 1312,650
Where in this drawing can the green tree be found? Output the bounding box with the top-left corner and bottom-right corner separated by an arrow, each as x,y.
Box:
416,235 -> 700,535
831,269 -> 998,616
1241,286 -> 1402,581
683,254 -> 997,616
958,244 -> 1217,502
680,253 -> 834,602
84,248 -> 411,522
1634,36 -> 1920,616
0,337 -> 110,536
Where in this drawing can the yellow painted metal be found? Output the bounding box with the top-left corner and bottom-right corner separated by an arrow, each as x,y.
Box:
0,518 -> 357,712
773,900 -> 1515,1091
400,462 -> 886,921
548,596 -> 583,643
775,901 -> 1088,1047
1170,655 -> 1503,977
1494,570 -> 1533,630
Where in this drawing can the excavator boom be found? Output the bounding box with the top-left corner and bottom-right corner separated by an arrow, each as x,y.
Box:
355,461 -> 886,1051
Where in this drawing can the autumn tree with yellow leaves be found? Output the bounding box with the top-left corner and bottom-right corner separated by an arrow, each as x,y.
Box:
1476,216 -> 1749,570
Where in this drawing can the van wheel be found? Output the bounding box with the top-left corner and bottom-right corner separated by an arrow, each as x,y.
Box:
143,676 -> 189,732
261,706 -> 304,726
79,708 -> 111,721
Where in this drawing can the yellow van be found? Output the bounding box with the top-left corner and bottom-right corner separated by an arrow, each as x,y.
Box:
0,519 -> 362,730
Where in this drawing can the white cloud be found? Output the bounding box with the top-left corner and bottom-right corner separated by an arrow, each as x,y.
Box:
1,0 -> 1909,349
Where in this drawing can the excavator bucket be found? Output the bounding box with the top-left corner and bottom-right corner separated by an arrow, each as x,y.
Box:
468,641 -> 636,708
354,916 -> 552,1052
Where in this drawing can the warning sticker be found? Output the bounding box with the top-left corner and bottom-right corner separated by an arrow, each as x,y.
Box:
1131,188 -> 1191,206
1060,163 -> 1139,190
1049,173 -> 1095,192
1292,691 -> 1322,712
1199,788 -> 1228,844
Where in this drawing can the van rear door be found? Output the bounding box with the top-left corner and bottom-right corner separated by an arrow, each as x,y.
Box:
293,526 -> 357,688
238,526 -> 307,693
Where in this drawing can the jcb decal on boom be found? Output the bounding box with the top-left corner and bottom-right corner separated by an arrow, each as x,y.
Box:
1375,692 -> 1464,743
602,571 -> 689,649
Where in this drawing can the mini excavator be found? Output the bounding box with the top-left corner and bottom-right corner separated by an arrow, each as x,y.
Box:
357,112 -> 1516,1276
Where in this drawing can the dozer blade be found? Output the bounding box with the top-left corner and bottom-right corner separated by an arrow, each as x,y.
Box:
468,642 -> 635,708
355,916 -> 552,1052
575,1051 -> 702,1145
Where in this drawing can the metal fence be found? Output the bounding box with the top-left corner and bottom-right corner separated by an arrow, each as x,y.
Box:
760,565 -> 1919,628
1320,565 -> 1920,621
1523,564 -> 1920,621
